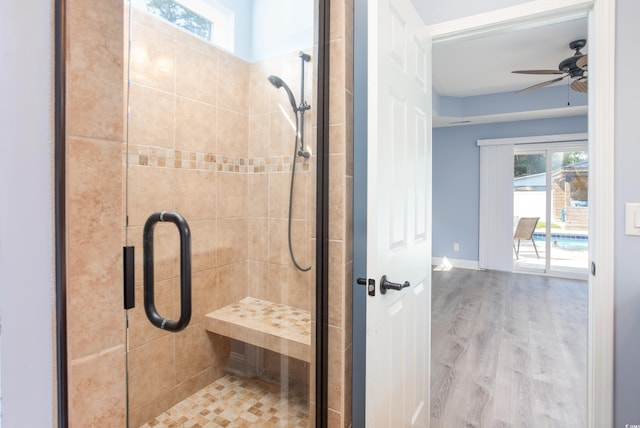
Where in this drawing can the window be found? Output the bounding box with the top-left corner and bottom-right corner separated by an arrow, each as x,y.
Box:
145,0 -> 212,40
130,0 -> 235,52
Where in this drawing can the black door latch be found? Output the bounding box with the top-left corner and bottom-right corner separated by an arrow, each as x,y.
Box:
356,277 -> 376,296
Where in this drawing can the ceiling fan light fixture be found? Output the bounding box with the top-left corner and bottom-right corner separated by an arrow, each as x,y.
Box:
512,39 -> 588,94
559,55 -> 586,73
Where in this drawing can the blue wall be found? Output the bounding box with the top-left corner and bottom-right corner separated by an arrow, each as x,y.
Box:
0,1 -> 54,426
214,0 -> 313,62
614,0 -> 640,425
432,115 -> 588,262
251,0 -> 313,62
352,1 -> 368,426
214,0 -> 252,60
435,84 -> 587,119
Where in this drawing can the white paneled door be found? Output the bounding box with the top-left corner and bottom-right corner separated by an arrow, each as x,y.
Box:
366,0 -> 432,425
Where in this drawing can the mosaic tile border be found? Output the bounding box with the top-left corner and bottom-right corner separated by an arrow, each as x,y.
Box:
125,144 -> 311,173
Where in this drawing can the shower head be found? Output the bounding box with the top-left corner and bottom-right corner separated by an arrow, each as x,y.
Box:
267,75 -> 298,113
299,51 -> 311,62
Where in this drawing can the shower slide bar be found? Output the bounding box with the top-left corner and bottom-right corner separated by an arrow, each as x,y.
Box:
141,211 -> 192,332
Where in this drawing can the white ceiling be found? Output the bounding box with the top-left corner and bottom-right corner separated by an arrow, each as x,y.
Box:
432,15 -> 589,97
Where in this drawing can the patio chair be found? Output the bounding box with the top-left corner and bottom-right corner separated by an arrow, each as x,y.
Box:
513,217 -> 540,260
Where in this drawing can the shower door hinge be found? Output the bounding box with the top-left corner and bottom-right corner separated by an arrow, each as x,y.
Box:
123,246 -> 135,309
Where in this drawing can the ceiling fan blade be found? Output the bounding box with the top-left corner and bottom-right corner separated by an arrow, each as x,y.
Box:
516,76 -> 567,94
512,70 -> 564,75
576,54 -> 588,69
571,77 -> 588,93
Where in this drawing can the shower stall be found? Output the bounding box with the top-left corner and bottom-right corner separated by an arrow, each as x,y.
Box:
122,0 -> 320,425
55,0 -> 350,423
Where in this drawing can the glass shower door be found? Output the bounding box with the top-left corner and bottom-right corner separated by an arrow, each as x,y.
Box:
123,1 -> 317,426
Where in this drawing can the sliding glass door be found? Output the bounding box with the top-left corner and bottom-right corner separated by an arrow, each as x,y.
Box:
513,143 -> 589,276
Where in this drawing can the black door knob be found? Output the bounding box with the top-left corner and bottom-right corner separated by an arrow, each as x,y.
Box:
380,275 -> 410,294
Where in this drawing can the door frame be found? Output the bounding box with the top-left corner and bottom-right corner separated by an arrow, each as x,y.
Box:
426,0 -> 614,426
354,0 -> 614,427
54,0 -> 333,426
352,2 -> 369,427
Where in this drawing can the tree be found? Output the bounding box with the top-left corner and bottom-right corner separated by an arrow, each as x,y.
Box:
514,153 -> 546,177
562,151 -> 587,167
145,0 -> 212,41
514,151 -> 588,177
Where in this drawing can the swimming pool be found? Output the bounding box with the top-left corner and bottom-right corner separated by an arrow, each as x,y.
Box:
533,233 -> 588,251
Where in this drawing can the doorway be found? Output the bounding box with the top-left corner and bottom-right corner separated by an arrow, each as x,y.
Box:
351,0 -> 613,427
426,0 -> 615,426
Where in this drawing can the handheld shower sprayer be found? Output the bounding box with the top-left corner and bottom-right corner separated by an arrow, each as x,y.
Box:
266,52 -> 313,272
267,75 -> 298,113
267,56 -> 312,159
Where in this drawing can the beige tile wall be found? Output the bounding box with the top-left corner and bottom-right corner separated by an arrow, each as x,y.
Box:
327,0 -> 354,426
65,0 -> 127,425
247,53 -> 316,313
65,0 -> 326,425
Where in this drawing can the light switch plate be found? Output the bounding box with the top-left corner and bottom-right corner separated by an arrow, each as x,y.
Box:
625,203 -> 640,236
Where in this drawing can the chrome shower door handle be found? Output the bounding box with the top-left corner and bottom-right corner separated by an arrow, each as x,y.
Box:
143,211 -> 192,332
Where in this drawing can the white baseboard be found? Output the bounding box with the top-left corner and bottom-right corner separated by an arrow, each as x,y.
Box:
432,257 -> 479,271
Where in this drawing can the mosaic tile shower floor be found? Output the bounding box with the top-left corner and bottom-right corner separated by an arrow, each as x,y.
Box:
140,374 -> 309,428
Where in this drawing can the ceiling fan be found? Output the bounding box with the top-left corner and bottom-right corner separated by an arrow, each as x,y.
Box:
512,39 -> 588,94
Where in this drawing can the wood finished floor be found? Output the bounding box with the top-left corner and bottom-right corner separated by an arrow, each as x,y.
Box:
430,268 -> 587,428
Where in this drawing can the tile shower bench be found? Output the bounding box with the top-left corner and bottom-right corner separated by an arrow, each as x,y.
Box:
204,297 -> 312,363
